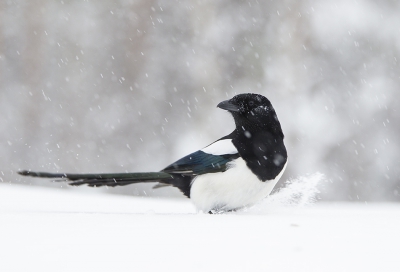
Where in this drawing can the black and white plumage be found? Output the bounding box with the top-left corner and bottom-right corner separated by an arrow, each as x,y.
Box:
19,93 -> 287,213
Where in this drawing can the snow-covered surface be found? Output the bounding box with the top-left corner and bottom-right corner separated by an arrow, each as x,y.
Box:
1,181 -> 399,272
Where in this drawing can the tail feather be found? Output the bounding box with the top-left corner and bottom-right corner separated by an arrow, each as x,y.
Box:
18,170 -> 173,187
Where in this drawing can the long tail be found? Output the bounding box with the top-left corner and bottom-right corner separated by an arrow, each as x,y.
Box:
18,170 -> 173,187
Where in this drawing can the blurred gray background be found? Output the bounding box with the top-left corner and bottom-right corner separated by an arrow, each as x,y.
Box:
1,0 -> 399,201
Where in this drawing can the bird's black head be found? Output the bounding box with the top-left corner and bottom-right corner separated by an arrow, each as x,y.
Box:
218,93 -> 283,137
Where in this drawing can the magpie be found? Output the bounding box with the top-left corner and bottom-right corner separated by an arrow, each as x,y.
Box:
19,93 -> 287,213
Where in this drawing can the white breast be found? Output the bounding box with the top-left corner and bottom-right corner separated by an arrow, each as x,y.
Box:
190,157 -> 287,212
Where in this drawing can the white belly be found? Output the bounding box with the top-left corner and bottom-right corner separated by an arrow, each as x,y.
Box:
190,158 -> 287,212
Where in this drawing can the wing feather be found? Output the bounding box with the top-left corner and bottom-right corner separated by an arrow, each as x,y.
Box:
162,150 -> 240,175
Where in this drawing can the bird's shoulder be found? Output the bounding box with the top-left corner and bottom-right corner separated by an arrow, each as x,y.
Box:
162,135 -> 240,175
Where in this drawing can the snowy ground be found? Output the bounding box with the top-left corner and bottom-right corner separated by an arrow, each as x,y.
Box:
1,179 -> 399,272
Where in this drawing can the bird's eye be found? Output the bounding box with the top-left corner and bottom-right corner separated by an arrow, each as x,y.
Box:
248,101 -> 254,107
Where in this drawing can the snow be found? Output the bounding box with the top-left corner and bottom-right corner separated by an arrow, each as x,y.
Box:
1,181 -> 399,272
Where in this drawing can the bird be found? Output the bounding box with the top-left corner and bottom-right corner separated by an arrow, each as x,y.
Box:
19,93 -> 288,214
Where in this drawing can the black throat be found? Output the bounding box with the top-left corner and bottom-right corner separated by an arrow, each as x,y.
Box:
229,120 -> 287,182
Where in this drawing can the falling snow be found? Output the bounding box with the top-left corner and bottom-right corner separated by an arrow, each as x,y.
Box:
0,5 -> 399,272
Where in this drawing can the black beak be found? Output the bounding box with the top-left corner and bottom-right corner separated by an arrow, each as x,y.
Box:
217,100 -> 240,112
